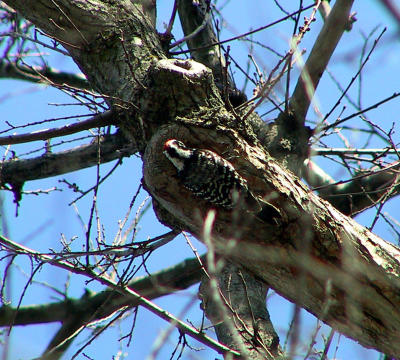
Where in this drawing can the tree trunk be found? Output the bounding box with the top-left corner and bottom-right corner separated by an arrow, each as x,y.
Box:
4,0 -> 400,357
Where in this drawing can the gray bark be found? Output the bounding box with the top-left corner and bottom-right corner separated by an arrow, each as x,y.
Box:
2,0 -> 400,358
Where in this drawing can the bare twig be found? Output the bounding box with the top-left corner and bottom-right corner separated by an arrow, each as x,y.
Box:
0,61 -> 90,89
35,231 -> 178,261
0,234 -> 239,357
321,28 -> 386,125
289,0 -> 355,122
0,32 -> 70,56
322,92 -> 400,132
171,4 -> 314,55
164,0 -> 178,38
0,111 -> 114,145
0,131 -> 137,185
311,162 -> 400,216
1,252 -> 205,358
312,147 -> 400,156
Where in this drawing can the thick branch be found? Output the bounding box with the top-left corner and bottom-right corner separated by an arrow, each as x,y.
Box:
0,111 -> 114,145
0,61 -> 90,89
4,0 -> 164,106
267,0 -> 354,173
4,1 -> 400,358
320,165 -> 400,216
0,131 -> 137,186
289,0 -> 354,121
144,124 -> 400,357
177,0 -> 228,88
41,255 -> 202,359
0,255 -> 203,326
0,235 -> 238,357
304,159 -> 400,216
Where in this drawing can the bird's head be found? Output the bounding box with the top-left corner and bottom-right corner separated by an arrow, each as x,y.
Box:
163,139 -> 192,171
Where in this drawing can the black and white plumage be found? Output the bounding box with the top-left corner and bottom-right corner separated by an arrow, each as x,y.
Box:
163,139 -> 262,211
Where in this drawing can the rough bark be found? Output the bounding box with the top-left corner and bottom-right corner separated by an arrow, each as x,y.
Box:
176,2 -> 282,357
143,118 -> 400,357
3,0 -> 400,358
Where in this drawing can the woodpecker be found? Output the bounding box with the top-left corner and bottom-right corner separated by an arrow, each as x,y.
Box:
163,139 -> 262,212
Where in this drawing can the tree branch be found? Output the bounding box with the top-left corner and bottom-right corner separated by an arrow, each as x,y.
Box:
0,111 -> 114,145
42,255 -> 203,359
379,0 -> 400,28
0,131 -> 137,186
0,234 -> 239,357
0,253 -> 204,359
199,255 -> 283,359
307,161 -> 400,216
144,123 -> 400,357
177,0 -> 228,88
5,1 -> 400,358
289,0 -> 355,122
0,61 -> 90,89
312,147 -> 400,156
3,0 -> 164,107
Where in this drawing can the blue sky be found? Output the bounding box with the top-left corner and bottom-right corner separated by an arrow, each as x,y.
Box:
1,1 -> 400,359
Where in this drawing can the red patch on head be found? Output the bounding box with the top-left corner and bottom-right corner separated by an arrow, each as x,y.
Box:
163,139 -> 176,150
